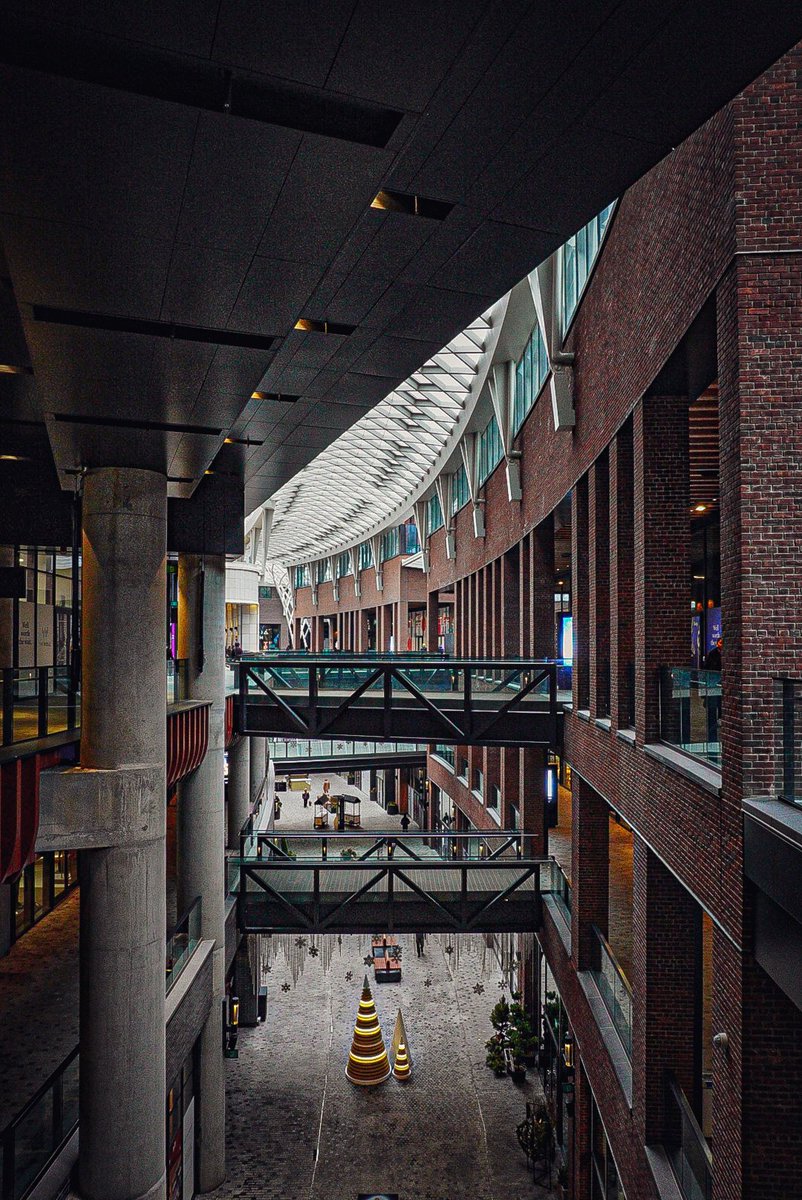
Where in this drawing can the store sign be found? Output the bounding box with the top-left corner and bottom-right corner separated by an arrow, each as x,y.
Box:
37,606 -> 54,663
18,600 -> 35,667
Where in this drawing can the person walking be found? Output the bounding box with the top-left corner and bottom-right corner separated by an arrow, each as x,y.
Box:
302,788 -> 310,809
400,812 -> 411,833
415,933 -> 425,957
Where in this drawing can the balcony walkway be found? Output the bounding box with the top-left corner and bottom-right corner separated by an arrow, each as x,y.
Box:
235,774 -> 543,936
235,654 -> 567,747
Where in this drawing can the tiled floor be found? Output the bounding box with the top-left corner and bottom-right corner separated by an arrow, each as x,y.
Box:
0,891 -> 80,1129
217,929 -> 557,1200
218,773 -> 557,1200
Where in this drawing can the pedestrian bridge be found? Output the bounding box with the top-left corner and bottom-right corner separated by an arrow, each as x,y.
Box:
235,654 -> 568,748
233,831 -> 548,935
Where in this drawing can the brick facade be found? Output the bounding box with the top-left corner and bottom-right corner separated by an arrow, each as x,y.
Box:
289,44 -> 802,1200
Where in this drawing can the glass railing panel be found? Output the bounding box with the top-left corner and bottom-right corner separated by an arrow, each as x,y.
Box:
666,1076 -> 713,1200
12,668 -> 39,743
539,860 -> 572,920
165,897 -> 202,994
590,925 -> 632,1059
659,667 -> 721,768
11,1089 -> 54,1198
781,679 -> 802,806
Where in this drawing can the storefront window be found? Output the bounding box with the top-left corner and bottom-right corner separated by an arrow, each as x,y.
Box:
9,851 -> 78,946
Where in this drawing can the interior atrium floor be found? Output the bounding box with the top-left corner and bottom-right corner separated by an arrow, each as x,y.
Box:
216,928 -> 557,1200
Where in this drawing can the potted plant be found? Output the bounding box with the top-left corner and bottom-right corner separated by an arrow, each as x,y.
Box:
485,1033 -> 507,1076
510,998 -> 539,1067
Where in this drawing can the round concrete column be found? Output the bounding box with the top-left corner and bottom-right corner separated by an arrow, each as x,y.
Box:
227,734 -> 250,849
249,735 -> 266,806
79,467 -> 167,1200
177,554 -> 226,1190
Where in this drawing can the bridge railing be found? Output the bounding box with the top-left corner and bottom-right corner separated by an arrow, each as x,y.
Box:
233,830 -> 550,934
236,655 -> 564,746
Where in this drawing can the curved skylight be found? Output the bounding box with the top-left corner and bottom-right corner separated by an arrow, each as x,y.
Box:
263,294 -> 508,566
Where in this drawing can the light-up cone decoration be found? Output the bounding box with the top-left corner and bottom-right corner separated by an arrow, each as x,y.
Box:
346,976 -> 391,1086
393,1040 -> 411,1082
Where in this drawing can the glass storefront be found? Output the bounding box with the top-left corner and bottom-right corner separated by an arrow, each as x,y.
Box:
166,1048 -> 198,1200
12,851 -> 78,941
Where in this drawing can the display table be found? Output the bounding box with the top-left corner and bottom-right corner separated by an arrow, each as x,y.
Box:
372,937 -> 402,983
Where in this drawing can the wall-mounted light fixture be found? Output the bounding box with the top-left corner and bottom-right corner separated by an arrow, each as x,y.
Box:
223,994 -> 240,1058
563,1029 -> 575,1072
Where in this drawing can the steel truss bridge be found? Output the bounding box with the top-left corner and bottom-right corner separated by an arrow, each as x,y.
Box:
234,831 -> 548,935
235,654 -> 566,747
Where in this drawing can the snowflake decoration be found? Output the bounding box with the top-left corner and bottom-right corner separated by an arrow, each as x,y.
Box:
345,971 -> 353,982
498,980 -> 507,990
424,977 -> 433,988
363,955 -> 373,966
473,983 -> 485,995
295,937 -> 307,948
281,982 -> 291,993
309,945 -> 320,958
444,944 -> 454,955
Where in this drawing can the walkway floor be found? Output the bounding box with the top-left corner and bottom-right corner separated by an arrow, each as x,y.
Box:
220,773 -> 557,1200
0,891 -> 80,1129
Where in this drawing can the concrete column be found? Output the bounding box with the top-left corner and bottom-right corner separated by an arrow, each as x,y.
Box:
177,554 -> 226,1191
79,467 -> 167,1200
396,599 -> 408,651
226,735 -> 250,849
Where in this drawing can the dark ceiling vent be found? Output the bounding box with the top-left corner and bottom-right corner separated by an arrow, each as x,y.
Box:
293,319 -> 355,335
1,21 -> 403,148
370,190 -> 453,220
53,414 -> 224,436
32,306 -> 275,352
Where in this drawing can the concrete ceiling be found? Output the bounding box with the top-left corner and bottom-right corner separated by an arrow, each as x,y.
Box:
0,1 -> 799,513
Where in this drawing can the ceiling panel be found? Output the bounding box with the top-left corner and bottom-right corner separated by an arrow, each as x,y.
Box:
15,1 -> 220,57
1,217 -> 173,320
326,0 -> 488,112
227,257 -> 323,336
174,114 -> 302,256
211,0 -> 355,88
255,137 -> 392,265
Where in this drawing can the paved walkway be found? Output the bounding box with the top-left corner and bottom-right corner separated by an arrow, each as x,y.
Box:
219,773 -> 557,1200
0,891 -> 80,1130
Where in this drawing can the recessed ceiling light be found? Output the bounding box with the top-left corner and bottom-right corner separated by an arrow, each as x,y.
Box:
0,364 -> 32,375
370,189 -> 453,220
293,318 -> 355,335
251,392 -> 299,404
693,574 -> 705,580
0,453 -> 28,461
693,504 -> 707,513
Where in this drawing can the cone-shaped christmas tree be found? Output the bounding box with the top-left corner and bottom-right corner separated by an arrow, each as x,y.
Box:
391,1009 -> 412,1068
346,976 -> 391,1086
393,1040 -> 411,1082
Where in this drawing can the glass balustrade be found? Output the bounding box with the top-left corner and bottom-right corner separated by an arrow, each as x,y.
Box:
590,924 -> 632,1059
666,1074 -> 713,1200
539,860 -> 572,922
1,667 -> 79,748
658,667 -> 722,767
1,902 -> 203,1198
